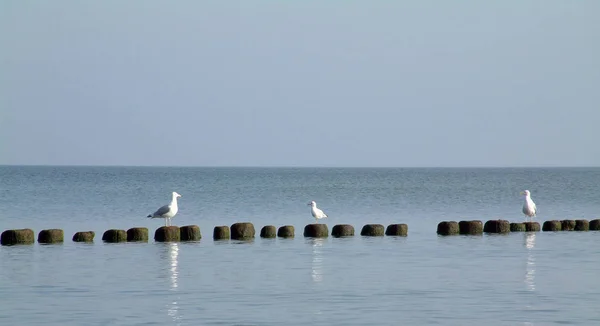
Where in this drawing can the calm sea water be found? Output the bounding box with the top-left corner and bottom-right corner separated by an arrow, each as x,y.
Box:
1,166 -> 599,325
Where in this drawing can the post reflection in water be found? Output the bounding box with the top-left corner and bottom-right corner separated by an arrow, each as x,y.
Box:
165,243 -> 181,325
309,238 -> 325,283
524,232 -> 536,292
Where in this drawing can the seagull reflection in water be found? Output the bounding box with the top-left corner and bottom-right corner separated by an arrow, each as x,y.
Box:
164,243 -> 181,325
524,232 -> 536,292
310,238 -> 325,283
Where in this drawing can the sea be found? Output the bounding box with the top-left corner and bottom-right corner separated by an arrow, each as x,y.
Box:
1,166 -> 599,325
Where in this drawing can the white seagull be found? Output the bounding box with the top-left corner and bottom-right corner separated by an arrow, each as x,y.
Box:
147,192 -> 182,226
307,200 -> 328,223
520,190 -> 537,222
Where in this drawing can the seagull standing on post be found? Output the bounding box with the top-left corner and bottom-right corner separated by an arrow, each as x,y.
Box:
308,200 -> 328,224
520,190 -> 537,222
147,192 -> 182,226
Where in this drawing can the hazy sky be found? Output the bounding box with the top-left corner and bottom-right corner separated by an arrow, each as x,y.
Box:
1,1 -> 599,167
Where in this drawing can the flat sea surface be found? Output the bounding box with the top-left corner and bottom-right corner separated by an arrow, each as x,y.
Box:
1,166 -> 599,325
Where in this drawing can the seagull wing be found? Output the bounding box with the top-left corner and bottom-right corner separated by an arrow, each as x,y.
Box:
317,208 -> 327,218
150,204 -> 171,218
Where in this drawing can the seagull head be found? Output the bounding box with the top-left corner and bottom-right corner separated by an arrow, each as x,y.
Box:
520,190 -> 531,197
173,192 -> 182,198
307,200 -> 316,206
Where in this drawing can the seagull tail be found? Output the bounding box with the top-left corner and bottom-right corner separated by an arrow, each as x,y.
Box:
147,214 -> 152,218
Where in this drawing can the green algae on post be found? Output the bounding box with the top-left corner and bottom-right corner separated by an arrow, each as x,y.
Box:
331,224 -> 355,237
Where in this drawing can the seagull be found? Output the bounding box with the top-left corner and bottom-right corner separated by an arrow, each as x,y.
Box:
307,200 -> 328,223
520,190 -> 537,222
147,192 -> 182,226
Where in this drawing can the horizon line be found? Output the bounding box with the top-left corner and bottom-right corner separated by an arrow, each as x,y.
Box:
1,164 -> 599,169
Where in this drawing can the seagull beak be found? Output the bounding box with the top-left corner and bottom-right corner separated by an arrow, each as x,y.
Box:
519,191 -> 524,195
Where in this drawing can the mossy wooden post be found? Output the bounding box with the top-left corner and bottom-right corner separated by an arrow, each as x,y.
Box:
561,220 -> 576,231
437,221 -> 459,235
483,220 -> 510,234
260,225 -> 276,238
38,229 -> 64,244
524,222 -> 541,232
459,220 -> 483,235
303,224 -> 328,238
575,219 -> 589,231
230,222 -> 255,240
590,219 -> 600,231
510,223 -> 526,232
180,225 -> 201,241
385,224 -> 408,236
213,226 -> 230,240
127,227 -> 149,242
1,229 -> 35,246
102,229 -> 127,243
277,225 -> 295,238
154,226 -> 180,242
542,220 -> 562,231
73,231 -> 95,242
361,224 -> 385,236
331,224 -> 354,237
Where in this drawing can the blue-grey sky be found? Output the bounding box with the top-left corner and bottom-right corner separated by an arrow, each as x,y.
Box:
1,1 -> 599,167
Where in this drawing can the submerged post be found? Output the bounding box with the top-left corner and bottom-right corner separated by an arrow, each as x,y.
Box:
385,224 -> 408,236
524,222 -> 541,232
154,226 -> 180,242
38,229 -> 64,244
102,229 -> 127,243
277,225 -> 295,238
361,224 -> 385,236
231,222 -> 255,240
458,220 -> 483,235
542,220 -> 562,232
213,226 -> 230,240
180,225 -> 201,241
483,220 -> 510,234
510,223 -> 526,232
73,231 -> 95,242
1,229 -> 35,246
260,225 -> 277,238
437,221 -> 459,236
304,224 -> 329,238
331,224 -> 354,237
127,227 -> 149,242
575,219 -> 589,231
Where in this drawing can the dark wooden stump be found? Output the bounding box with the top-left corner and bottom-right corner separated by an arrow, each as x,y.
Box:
213,226 -> 230,240
303,224 -> 329,238
102,229 -> 127,243
510,223 -> 526,232
180,225 -> 201,241
38,229 -> 64,244
361,224 -> 385,236
524,222 -> 541,232
154,226 -> 180,242
1,229 -> 35,246
260,225 -> 277,238
385,224 -> 408,236
126,227 -> 148,242
277,225 -> 295,238
458,220 -> 483,235
561,220 -> 576,231
542,220 -> 562,232
437,221 -> 459,235
231,223 -> 255,240
575,219 -> 589,231
73,231 -> 95,242
483,220 -> 510,234
331,224 -> 355,237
